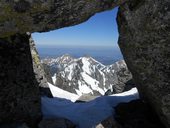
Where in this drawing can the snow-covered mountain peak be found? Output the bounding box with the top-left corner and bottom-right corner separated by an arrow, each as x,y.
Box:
80,56 -> 104,66
42,54 -> 134,96
58,54 -> 74,64
79,56 -> 106,71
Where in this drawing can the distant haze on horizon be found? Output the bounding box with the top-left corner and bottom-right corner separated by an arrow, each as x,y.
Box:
32,7 -> 119,48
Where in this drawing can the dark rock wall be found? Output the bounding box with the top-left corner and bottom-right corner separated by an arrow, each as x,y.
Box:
0,33 -> 41,126
115,100 -> 166,128
0,0 -> 127,38
117,0 -> 170,127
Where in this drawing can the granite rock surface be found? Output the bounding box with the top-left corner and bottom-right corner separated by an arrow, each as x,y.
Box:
117,0 -> 170,127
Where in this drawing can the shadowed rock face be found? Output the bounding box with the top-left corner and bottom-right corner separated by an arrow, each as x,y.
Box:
0,0 -> 127,38
117,0 -> 170,127
0,33 -> 41,126
115,100 -> 165,128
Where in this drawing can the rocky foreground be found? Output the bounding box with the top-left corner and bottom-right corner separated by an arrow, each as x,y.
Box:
0,0 -> 169,127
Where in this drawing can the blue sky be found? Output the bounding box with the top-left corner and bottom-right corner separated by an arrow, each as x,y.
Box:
32,7 -> 118,47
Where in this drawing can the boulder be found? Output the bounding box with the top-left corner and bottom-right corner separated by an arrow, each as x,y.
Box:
95,116 -> 120,128
115,100 -> 165,128
117,0 -> 170,127
76,94 -> 99,102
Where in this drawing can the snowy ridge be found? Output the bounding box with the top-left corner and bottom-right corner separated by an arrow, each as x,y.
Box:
42,54 -> 133,96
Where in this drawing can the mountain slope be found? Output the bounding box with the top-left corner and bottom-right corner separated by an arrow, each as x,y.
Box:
42,55 -> 134,96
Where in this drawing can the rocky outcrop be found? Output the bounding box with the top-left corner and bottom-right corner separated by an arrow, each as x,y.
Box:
30,34 -> 52,97
117,0 -> 170,127
0,33 -> 41,126
95,116 -> 119,128
42,63 -> 54,85
0,0 -> 127,38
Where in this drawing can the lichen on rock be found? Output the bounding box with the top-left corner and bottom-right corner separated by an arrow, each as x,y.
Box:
29,33 -> 52,97
0,0 -> 127,38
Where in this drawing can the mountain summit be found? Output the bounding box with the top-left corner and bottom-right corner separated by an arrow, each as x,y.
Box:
42,54 -> 134,96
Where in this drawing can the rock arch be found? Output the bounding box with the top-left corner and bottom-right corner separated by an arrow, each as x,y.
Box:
0,0 -> 169,127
